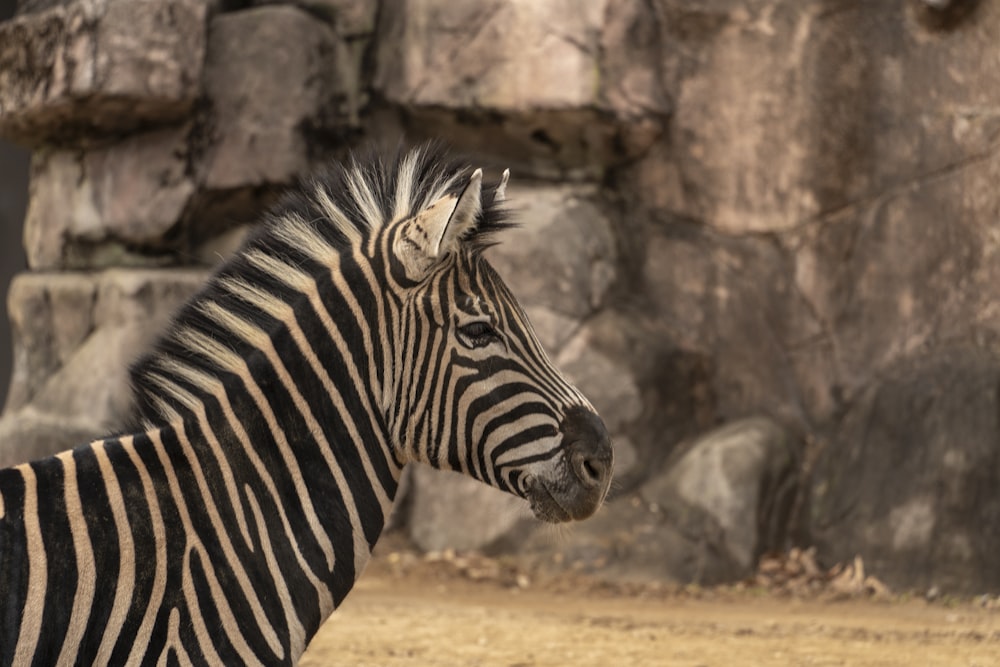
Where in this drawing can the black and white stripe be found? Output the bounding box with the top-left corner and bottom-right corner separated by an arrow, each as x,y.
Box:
0,144 -> 613,664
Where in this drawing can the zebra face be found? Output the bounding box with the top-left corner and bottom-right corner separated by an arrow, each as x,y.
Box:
388,166 -> 613,523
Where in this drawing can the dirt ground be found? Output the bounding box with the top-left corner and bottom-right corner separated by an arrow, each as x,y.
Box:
301,554 -> 1000,667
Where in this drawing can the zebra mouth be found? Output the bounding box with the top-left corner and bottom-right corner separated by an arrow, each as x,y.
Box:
523,475 -> 575,524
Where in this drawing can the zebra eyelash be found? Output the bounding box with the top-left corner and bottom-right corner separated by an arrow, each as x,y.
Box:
456,320 -> 502,349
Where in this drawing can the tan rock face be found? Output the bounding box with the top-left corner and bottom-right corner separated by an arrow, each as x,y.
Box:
200,5 -> 356,190
376,0 -> 607,112
23,126 -> 195,269
374,0 -> 668,177
1,269 -> 206,467
3,0 -> 1000,594
0,0 -> 207,146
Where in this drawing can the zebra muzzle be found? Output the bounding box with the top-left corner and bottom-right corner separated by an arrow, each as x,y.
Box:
523,407 -> 614,523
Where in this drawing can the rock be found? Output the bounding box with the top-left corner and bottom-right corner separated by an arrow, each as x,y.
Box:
0,268 -> 207,466
374,0 -> 667,177
0,0 -> 207,146
663,2 -> 824,233
642,417 -> 798,574
248,0 -> 378,37
556,328 -> 642,435
518,418 -> 795,587
486,183 -> 616,321
406,465 -> 528,553
23,125 -> 195,269
376,0 -> 607,114
811,346 -> 1000,595
787,148 -> 1000,411
199,5 -> 357,191
638,222 -> 826,428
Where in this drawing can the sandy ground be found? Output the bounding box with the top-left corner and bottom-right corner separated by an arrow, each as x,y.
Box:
300,559 -> 1000,667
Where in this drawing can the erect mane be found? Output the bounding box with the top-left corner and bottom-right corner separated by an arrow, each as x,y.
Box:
127,143 -> 513,428
274,142 -> 512,253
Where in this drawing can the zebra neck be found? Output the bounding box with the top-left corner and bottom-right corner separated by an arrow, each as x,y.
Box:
131,418 -> 400,655
0,425 -> 400,664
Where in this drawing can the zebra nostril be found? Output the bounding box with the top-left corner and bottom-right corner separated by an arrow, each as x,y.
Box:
571,450 -> 607,488
559,406 -> 613,490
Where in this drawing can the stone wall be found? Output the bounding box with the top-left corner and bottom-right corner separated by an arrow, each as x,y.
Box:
2,0 -> 999,594
0,1 -> 28,411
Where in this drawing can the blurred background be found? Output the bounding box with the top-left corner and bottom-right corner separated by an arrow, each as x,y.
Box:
0,0 -> 998,600
0,1 -> 28,410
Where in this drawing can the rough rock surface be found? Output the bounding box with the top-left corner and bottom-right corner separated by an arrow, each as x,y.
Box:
199,5 -> 356,191
3,0 -> 1000,594
23,126 -> 195,269
643,417 -> 798,573
811,346 -> 1000,595
374,0 -> 668,178
406,466 -> 529,553
0,0 -> 207,145
0,269 -> 206,467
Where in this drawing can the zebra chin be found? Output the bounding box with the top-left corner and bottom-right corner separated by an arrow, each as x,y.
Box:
521,406 -> 614,524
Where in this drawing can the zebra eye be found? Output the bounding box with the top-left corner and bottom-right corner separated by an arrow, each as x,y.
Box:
457,321 -> 501,349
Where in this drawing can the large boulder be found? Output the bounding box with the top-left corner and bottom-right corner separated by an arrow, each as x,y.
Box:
0,0 -> 207,146
642,417 -> 798,574
373,0 -> 667,177
23,126 -> 195,269
0,269 -> 206,466
811,346 -> 1000,595
522,416 -> 798,585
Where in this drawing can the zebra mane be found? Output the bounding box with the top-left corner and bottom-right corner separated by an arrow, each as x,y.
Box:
127,143 -> 513,427
275,141 -> 512,254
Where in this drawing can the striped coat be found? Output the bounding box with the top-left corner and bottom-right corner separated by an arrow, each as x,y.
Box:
0,145 -> 613,665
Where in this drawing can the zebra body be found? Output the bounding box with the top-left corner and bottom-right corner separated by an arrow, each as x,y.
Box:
0,145 -> 613,665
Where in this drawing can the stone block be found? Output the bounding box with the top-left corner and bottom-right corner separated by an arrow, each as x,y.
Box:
0,0 -> 207,146
486,183 -> 616,321
199,5 -> 357,191
376,0 -> 606,112
642,417 -> 797,573
0,268 -> 207,466
23,125 -> 195,269
406,465 -> 528,552
249,0 -> 378,36
811,347 -> 1000,595
374,0 -> 668,177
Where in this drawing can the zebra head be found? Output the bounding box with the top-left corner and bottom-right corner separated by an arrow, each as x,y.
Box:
383,158 -> 614,523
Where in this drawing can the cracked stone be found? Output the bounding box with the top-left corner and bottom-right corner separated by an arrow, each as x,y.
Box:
199,5 -> 357,191
486,183 -> 616,321
0,0 -> 207,146
0,269 -> 207,466
374,0 -> 667,177
23,124 -> 196,269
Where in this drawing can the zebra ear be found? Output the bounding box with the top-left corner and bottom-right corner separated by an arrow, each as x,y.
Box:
394,168 -> 483,281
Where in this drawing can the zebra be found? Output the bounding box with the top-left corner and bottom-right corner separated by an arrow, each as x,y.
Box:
0,144 -> 613,665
